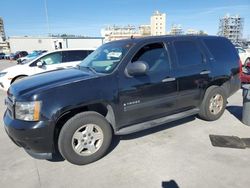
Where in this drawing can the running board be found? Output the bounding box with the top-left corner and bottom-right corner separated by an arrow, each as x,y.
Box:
115,108 -> 200,135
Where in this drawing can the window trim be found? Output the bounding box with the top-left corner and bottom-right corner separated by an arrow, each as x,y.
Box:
124,41 -> 172,77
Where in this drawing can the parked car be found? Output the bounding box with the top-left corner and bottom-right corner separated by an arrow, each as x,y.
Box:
241,62 -> 250,83
4,53 -> 14,60
0,48 -> 94,90
3,36 -> 241,165
236,47 -> 250,65
0,52 -> 5,59
11,51 -> 28,60
17,50 -> 47,64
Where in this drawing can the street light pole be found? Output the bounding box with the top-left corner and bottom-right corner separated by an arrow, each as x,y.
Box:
44,0 -> 50,36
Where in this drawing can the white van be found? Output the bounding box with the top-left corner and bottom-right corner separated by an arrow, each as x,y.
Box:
0,48 -> 94,90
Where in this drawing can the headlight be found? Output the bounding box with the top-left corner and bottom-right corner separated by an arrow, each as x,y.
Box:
15,101 -> 41,121
0,72 -> 7,77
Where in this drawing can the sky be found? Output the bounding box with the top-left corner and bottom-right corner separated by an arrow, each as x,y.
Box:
1,0 -> 250,38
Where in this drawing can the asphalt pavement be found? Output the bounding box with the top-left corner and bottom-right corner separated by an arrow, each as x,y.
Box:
0,60 -> 250,188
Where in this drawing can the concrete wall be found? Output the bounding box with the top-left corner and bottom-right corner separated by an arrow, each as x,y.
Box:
66,38 -> 103,49
9,37 -> 104,53
9,37 -> 55,53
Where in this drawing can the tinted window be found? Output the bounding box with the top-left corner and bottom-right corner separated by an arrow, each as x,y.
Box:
131,43 -> 170,74
62,50 -> 93,63
174,41 -> 202,67
203,38 -> 238,62
39,52 -> 62,65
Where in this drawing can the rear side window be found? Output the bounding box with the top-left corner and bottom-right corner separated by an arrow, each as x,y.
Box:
203,38 -> 238,63
62,50 -> 93,63
174,41 -> 202,67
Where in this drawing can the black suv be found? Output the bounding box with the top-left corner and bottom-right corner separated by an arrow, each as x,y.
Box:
4,36 -> 241,165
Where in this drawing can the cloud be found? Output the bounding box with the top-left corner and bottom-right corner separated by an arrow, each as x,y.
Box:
197,4 -> 250,16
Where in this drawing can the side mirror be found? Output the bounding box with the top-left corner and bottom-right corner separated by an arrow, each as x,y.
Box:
126,61 -> 148,76
37,60 -> 46,68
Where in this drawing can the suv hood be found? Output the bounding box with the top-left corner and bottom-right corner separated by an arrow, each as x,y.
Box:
10,68 -> 98,97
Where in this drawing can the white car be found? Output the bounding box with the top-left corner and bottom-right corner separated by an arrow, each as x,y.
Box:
236,47 -> 250,65
0,48 -> 94,91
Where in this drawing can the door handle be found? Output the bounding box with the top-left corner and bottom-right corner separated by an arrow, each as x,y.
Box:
200,70 -> 211,75
162,77 -> 176,82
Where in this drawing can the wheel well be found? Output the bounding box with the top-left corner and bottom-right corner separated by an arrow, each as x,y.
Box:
206,78 -> 230,97
53,103 -> 115,151
11,75 -> 27,84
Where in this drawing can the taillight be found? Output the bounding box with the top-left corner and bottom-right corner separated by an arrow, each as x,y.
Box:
239,59 -> 243,81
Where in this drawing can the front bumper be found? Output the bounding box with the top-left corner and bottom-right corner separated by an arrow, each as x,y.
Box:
3,110 -> 54,159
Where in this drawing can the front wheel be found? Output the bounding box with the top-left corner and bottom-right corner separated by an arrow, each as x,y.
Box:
198,86 -> 227,121
58,111 -> 112,165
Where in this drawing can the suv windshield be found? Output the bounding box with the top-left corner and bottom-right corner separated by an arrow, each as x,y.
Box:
79,42 -> 132,73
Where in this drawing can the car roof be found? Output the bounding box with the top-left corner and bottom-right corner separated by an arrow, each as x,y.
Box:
27,48 -> 96,64
106,35 -> 227,45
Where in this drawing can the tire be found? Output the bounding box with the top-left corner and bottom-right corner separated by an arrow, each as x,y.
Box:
198,86 -> 227,121
58,111 -> 112,165
12,76 -> 26,84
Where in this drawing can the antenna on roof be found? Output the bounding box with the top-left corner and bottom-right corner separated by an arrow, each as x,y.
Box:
131,35 -> 134,39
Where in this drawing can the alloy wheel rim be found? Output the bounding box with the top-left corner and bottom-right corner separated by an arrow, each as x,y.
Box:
71,124 -> 104,156
209,94 -> 223,115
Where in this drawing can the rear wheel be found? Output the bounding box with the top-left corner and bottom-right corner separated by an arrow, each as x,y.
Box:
58,111 -> 112,165
198,86 -> 227,121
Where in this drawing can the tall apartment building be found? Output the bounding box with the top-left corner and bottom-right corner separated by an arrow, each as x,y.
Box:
218,14 -> 244,44
0,17 -> 6,41
150,11 -> 166,36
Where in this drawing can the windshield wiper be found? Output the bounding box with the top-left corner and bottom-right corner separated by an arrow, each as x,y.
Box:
80,66 -> 96,73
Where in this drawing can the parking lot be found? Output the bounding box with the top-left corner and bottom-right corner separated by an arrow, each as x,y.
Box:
0,60 -> 250,188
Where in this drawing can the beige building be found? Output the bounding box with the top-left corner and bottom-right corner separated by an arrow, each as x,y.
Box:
0,17 -> 6,41
101,11 -> 166,41
186,29 -> 199,35
139,25 -> 151,36
218,14 -> 244,44
150,11 -> 166,36
169,24 -> 183,35
101,25 -> 142,42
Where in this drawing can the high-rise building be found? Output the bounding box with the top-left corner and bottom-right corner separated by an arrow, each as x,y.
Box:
150,11 -> 166,36
0,17 -> 6,41
218,14 -> 244,44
